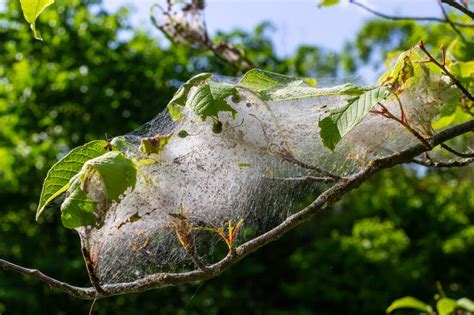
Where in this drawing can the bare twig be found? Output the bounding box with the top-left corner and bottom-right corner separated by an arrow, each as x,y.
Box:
1,119 -> 472,300
265,175 -> 337,184
349,0 -> 474,27
440,143 -> 474,157
412,156 -> 474,167
278,149 -> 341,180
441,0 -> 474,19
371,101 -> 432,150
80,236 -> 104,294
438,0 -> 467,41
418,41 -> 474,101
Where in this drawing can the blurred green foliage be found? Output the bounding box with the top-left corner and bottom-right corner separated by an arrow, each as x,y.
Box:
0,0 -> 473,314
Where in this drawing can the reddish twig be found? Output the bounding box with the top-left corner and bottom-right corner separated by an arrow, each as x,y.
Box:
418,41 -> 474,101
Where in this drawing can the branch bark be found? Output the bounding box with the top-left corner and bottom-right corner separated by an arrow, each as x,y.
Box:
441,0 -> 474,19
2,119 -> 473,300
349,0 -> 474,27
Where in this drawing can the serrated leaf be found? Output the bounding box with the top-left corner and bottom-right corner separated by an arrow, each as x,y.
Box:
60,175 -> 97,229
319,86 -> 390,151
83,151 -> 137,202
186,81 -> 238,119
36,140 -> 108,220
457,298 -> 474,312
167,73 -> 212,121
437,298 -> 457,315
386,297 -> 432,314
19,0 -> 54,40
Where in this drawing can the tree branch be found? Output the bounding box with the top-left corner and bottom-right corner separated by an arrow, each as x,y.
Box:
440,143 -> 474,157
349,0 -> 474,27
2,119 -> 472,300
412,156 -> 474,167
441,0 -> 474,19
438,0 -> 467,42
3,119 -> 474,299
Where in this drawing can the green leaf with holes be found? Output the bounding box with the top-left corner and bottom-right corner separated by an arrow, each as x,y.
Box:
19,0 -> 54,40
36,140 -> 108,220
386,297 -> 432,314
186,81 -> 238,119
167,73 -> 213,121
319,86 -> 390,151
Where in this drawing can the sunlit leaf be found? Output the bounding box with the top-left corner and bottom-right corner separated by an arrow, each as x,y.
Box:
386,297 -> 433,314
436,298 -> 457,315
457,298 -> 474,312
318,0 -> 340,7
19,0 -> 54,40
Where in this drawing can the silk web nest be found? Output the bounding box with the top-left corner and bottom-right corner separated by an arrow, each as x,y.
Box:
36,49 -> 456,285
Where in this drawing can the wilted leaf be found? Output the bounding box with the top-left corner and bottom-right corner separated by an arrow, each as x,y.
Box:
318,0 -> 340,7
140,134 -> 173,155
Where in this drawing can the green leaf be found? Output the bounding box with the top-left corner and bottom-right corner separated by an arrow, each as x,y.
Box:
167,73 -> 213,121
82,151 -> 137,202
386,297 -> 433,314
267,83 -> 373,101
60,175 -> 97,229
319,86 -> 390,151
36,140 -> 108,220
239,69 -> 318,101
239,69 -> 372,102
318,0 -> 340,7
436,298 -> 457,315
60,152 -> 137,229
457,298 -> 474,312
19,0 -> 54,40
239,69 -> 303,92
186,81 -> 238,119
